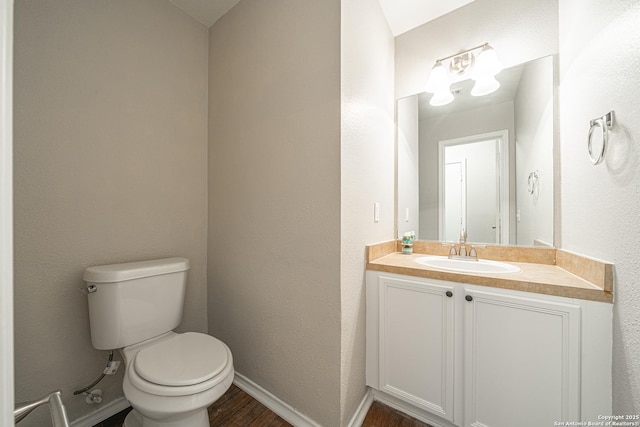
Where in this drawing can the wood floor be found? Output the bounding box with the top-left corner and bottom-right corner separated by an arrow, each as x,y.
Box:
361,401 -> 432,426
96,384 -> 432,427
207,385 -> 291,426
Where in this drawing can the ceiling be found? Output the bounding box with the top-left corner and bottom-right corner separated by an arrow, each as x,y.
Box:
169,0 -> 476,35
377,0 -> 475,36
168,0 -> 241,27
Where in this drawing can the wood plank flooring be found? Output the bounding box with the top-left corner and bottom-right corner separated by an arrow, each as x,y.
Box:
96,384 -> 432,426
207,385 -> 291,426
361,401 -> 433,426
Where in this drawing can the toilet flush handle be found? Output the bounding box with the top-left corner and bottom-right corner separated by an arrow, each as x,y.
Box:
80,284 -> 97,294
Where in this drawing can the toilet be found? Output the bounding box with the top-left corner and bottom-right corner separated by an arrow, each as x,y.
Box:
83,257 -> 233,427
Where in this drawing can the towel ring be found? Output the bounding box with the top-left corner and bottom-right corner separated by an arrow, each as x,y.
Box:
587,111 -> 614,165
527,170 -> 539,195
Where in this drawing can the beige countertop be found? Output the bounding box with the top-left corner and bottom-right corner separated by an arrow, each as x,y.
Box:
366,242 -> 613,303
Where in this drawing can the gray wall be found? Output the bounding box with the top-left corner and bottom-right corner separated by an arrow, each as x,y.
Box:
13,0 -> 209,424
208,1 -> 395,425
207,1 -> 343,425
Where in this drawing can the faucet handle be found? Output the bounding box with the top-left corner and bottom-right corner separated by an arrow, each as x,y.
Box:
441,242 -> 458,257
468,244 -> 486,259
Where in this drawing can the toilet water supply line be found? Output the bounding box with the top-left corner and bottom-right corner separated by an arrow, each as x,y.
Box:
73,350 -> 117,402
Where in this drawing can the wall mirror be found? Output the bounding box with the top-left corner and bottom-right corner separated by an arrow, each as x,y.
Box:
397,55 -> 555,246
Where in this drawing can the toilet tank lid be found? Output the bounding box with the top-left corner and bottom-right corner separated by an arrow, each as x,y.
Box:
83,257 -> 190,283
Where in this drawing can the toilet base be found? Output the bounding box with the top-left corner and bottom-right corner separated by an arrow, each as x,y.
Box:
123,410 -> 143,427
123,407 -> 209,427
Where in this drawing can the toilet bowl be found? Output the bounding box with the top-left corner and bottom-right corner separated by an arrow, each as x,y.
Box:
83,258 -> 234,427
120,332 -> 234,427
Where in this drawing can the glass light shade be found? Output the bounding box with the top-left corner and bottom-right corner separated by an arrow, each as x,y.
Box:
430,89 -> 454,106
471,75 -> 500,96
425,61 -> 450,93
474,45 -> 503,78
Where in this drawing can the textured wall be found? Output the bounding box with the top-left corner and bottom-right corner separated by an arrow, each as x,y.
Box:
558,0 -> 640,416
207,1 -> 342,425
13,1 -> 208,424
340,0 -> 395,424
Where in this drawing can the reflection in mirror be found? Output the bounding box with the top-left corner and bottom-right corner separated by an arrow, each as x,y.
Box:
439,130 -> 509,244
397,55 -> 554,246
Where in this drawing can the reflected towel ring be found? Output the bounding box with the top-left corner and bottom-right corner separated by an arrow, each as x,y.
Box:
587,111 -> 614,165
527,170 -> 539,195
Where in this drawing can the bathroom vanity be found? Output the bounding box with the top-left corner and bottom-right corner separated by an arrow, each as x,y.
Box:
365,241 -> 612,427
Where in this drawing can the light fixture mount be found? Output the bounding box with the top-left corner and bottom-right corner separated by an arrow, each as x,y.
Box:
449,52 -> 475,76
424,43 -> 503,106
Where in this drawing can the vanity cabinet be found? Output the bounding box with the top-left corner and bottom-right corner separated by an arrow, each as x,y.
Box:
377,277 -> 455,421
462,288 -> 580,427
366,271 -> 612,427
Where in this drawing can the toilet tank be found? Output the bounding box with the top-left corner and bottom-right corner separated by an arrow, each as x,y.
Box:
84,257 -> 190,350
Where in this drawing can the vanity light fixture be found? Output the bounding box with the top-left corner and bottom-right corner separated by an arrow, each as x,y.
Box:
425,43 -> 503,106
424,60 -> 454,106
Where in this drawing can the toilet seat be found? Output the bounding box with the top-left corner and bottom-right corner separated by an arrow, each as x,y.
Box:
135,332 -> 228,386
126,332 -> 233,397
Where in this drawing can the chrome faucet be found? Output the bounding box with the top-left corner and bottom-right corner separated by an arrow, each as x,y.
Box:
445,228 -> 479,261
459,228 -> 468,257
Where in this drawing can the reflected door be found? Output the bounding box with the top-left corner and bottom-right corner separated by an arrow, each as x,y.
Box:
440,133 -> 506,244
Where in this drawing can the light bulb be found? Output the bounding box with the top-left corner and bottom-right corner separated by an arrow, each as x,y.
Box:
430,89 -> 454,106
474,45 -> 503,78
425,61 -> 450,94
471,75 -> 500,96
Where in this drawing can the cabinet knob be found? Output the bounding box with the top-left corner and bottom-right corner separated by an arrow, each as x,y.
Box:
465,295 -> 473,302
446,291 -> 453,297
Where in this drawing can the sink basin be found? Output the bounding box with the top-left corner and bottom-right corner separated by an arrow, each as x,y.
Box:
415,256 -> 521,274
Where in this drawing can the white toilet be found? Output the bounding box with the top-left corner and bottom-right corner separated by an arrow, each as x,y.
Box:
83,257 -> 234,427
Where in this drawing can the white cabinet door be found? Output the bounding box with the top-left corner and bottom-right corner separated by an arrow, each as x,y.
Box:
379,276 -> 456,421
463,288 -> 581,427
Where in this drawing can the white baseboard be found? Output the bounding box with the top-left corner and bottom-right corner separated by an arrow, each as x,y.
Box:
347,388 -> 373,427
233,372 -> 322,427
68,375 -> 373,427
70,397 -> 130,427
